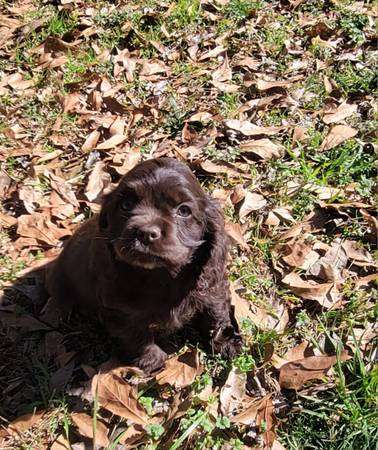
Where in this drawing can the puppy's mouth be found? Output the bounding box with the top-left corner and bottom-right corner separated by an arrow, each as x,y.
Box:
113,239 -> 169,269
111,238 -> 195,274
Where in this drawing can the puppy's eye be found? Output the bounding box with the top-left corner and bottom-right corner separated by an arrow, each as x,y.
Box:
120,198 -> 134,211
177,204 -> 192,217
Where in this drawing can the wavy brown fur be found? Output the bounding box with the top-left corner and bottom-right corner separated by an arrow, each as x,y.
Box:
46,158 -> 242,373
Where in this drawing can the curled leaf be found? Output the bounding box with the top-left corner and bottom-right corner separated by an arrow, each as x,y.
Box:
71,412 -> 109,447
220,367 -> 246,417
156,348 -> 202,389
320,125 -> 357,151
239,191 -> 267,220
279,352 -> 350,390
226,119 -> 283,136
92,369 -> 148,424
282,272 -> 340,309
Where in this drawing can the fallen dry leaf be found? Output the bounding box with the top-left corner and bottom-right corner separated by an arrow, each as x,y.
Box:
250,301 -> 289,333
239,191 -> 267,221
292,126 -> 309,145
341,240 -> 376,267
50,434 -> 71,450
230,283 -> 253,324
6,410 -> 45,435
346,325 -> 377,353
111,150 -> 141,176
212,187 -> 231,206
220,367 -> 247,417
282,272 -> 339,309
272,341 -> 313,369
309,240 -> 348,281
96,134 -> 127,150
230,184 -> 246,204
110,117 -> 126,136
0,311 -> 51,331
239,138 -> 284,160
225,221 -> 250,252
323,102 -> 357,124
6,72 -> 34,90
256,76 -> 303,90
354,273 -> 378,288
231,283 -> 288,332
234,56 -> 260,69
63,92 -> 81,113
71,412 -> 109,448
49,173 -> 80,208
85,161 -> 112,202
226,119 -> 283,136
230,393 -> 277,448
199,159 -> 248,179
92,369 -> 148,425
19,185 -> 48,213
230,395 -> 263,424
156,348 -> 202,389
257,395 -> 277,447
279,351 -> 350,390
281,241 -> 320,270
320,125 -> 358,151
17,213 -> 71,246
198,45 -> 226,60
265,207 -> 294,226
50,360 -> 75,392
0,169 -> 12,196
271,440 -> 287,450
117,423 -> 146,447
188,111 -> 213,123
82,130 -> 101,152
0,212 -> 18,227
239,94 -> 283,113
212,55 -> 239,92
140,60 -> 169,76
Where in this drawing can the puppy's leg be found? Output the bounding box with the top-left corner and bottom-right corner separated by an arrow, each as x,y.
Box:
102,312 -> 167,374
197,297 -> 243,359
133,342 -> 168,375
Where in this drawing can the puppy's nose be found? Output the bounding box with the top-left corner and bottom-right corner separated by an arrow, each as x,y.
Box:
137,225 -> 161,245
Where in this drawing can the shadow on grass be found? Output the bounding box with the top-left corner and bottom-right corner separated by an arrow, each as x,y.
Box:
0,262 -> 203,441
0,262 -> 114,423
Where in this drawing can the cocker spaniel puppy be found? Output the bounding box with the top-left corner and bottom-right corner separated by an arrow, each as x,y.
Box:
46,158 -> 242,373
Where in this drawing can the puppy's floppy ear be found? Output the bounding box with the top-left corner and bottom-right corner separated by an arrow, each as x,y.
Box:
99,194 -> 113,230
98,183 -> 120,230
205,196 -> 228,261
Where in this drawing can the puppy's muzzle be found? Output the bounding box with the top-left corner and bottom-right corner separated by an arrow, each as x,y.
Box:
136,225 -> 162,246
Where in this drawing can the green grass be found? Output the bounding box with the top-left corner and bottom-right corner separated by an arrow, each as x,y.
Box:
0,256 -> 26,283
63,50 -> 98,84
258,15 -> 291,57
262,108 -> 289,126
303,75 -> 327,110
339,10 -> 368,45
224,0 -> 264,21
218,92 -> 241,118
333,62 -> 377,96
281,354 -> 378,450
268,133 -> 375,217
169,0 -> 202,27
47,11 -> 78,37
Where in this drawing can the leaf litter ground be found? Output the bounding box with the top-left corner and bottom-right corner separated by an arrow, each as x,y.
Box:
0,0 -> 377,449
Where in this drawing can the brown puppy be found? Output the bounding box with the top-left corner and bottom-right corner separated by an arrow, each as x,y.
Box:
46,158 -> 242,373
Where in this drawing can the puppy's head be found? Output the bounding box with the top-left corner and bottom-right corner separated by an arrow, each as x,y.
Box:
99,158 -> 216,273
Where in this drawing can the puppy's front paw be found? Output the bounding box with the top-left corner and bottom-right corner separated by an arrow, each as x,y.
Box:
213,326 -> 243,359
134,344 -> 167,375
